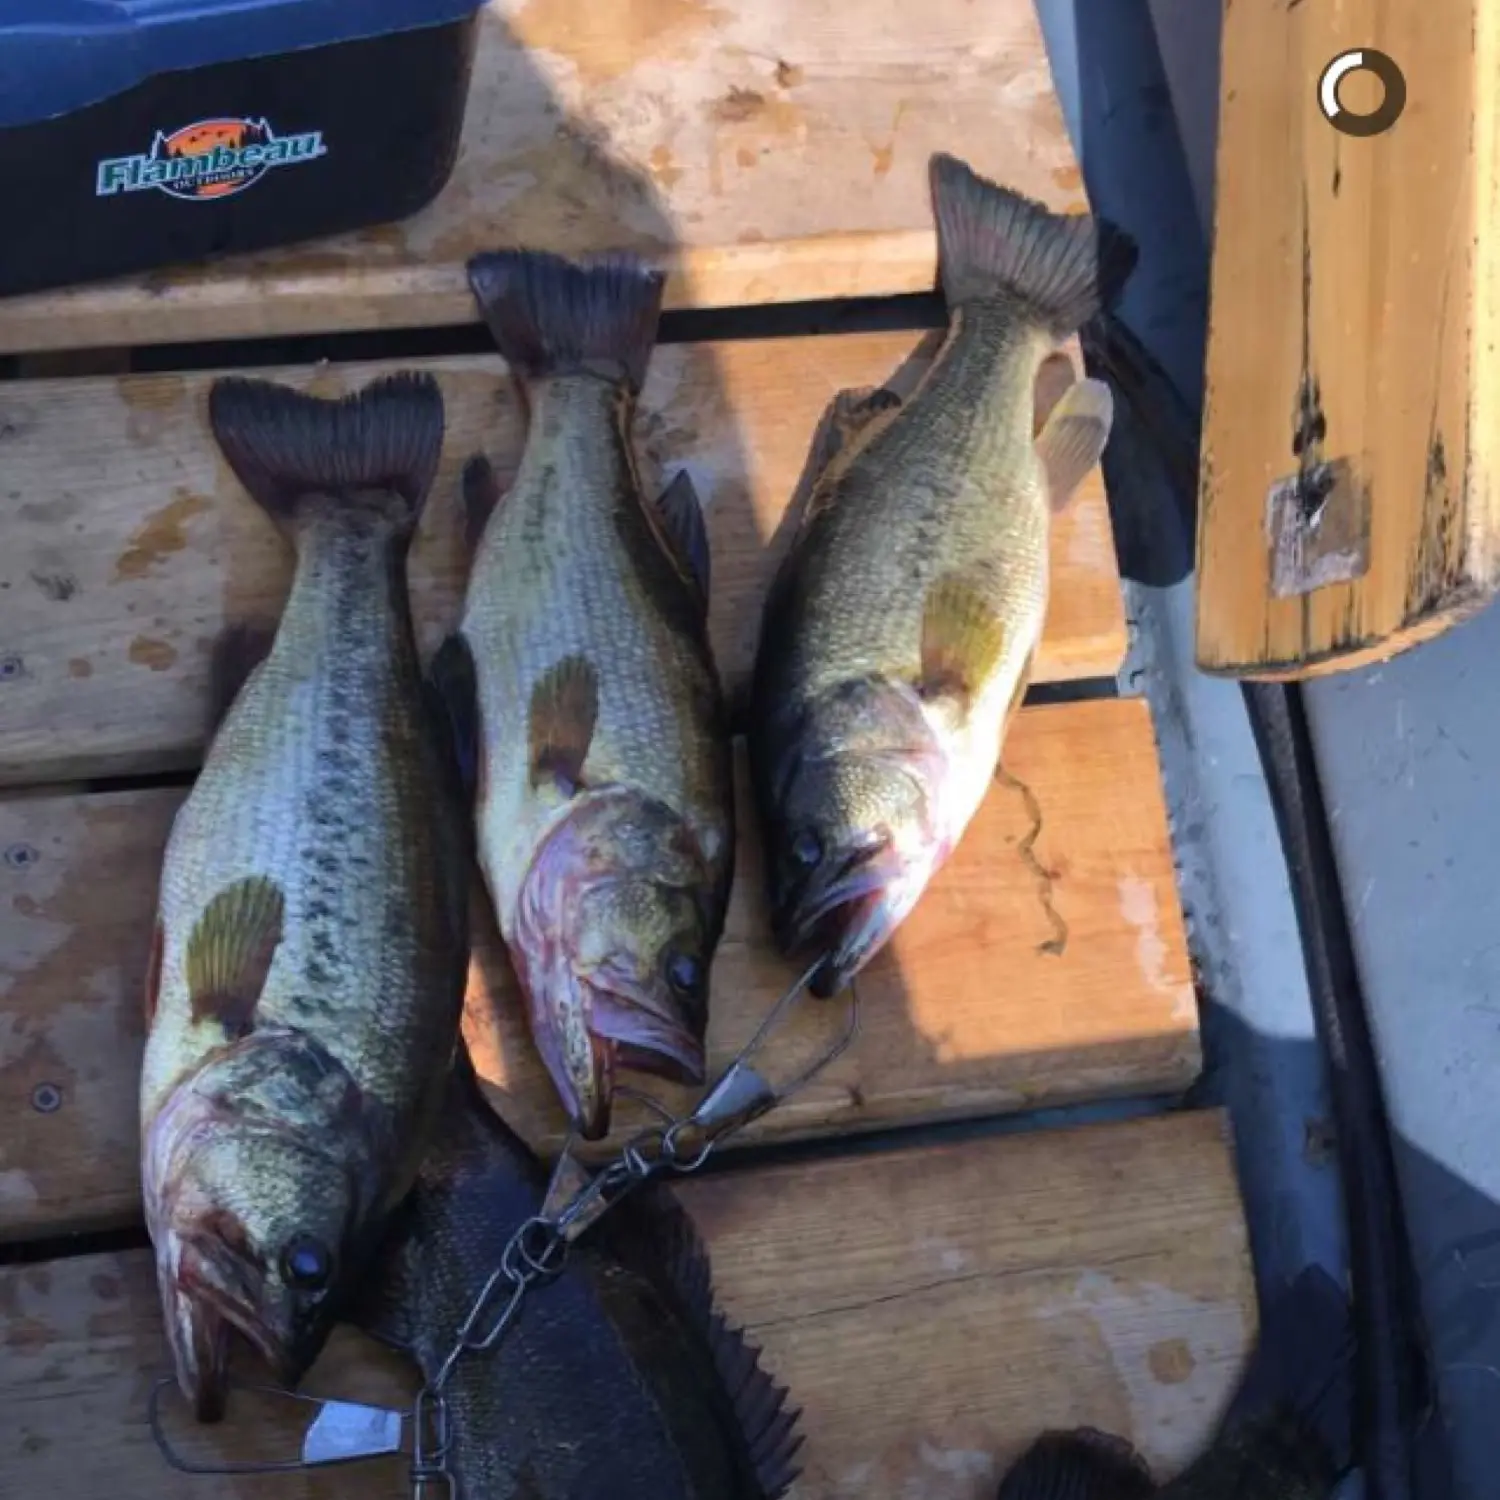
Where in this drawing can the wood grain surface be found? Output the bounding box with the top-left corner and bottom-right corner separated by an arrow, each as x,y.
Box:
0,698 -> 1198,1242
0,334 -> 1126,787
1196,1 -> 1500,677
0,0 -> 1088,354
0,1111 -> 1254,1499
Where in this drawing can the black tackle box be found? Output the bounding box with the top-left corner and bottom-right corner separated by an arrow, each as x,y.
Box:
0,0 -> 485,299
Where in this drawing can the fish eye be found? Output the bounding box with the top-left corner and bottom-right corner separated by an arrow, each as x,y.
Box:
790,829 -> 823,869
280,1234 -> 334,1293
665,951 -> 703,997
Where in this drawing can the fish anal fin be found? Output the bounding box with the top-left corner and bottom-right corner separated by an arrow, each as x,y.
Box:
527,655 -> 599,795
919,572 -> 1008,705
655,470 -> 712,605
1036,376 -> 1114,513
207,621 -> 275,738
427,632 -> 484,810
461,452 -> 505,554
997,1428 -> 1154,1500
184,876 -> 285,1039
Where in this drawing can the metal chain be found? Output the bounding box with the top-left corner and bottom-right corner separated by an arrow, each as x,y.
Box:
407,964 -> 858,1496
144,964 -> 858,1493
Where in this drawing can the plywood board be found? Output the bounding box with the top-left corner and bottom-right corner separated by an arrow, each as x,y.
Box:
0,1111 -> 1254,1499
0,698 -> 1199,1243
0,0 -> 1088,355
0,335 -> 1126,787
1196,2 -> 1500,678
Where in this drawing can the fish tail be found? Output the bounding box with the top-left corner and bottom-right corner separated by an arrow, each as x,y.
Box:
465,248 -> 665,392
929,152 -> 1137,338
996,1428 -> 1153,1500
207,372 -> 446,535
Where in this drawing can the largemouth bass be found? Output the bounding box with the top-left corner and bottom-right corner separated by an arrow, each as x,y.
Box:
996,1266 -> 1354,1499
749,153 -> 1135,997
433,249 -> 734,1140
356,1057 -> 802,1499
139,373 -> 469,1421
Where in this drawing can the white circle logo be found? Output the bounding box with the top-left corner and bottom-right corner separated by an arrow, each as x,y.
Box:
1318,49 -> 1407,137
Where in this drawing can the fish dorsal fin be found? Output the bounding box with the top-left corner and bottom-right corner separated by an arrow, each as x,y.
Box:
184,876 -> 285,1039
997,1428 -> 1154,1500
811,385 -> 902,482
461,452 -> 505,554
919,571 -> 1008,705
528,655 -> 599,796
654,470 -> 712,605
617,1189 -> 805,1499
1035,376 -> 1113,513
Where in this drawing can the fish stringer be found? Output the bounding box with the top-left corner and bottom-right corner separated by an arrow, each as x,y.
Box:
144,963 -> 858,1495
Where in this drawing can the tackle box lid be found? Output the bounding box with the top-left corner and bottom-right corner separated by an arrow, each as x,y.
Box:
0,0 -> 486,129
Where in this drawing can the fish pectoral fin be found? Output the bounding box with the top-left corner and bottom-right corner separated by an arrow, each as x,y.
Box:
919,572 -> 1007,705
654,469 -> 712,606
207,622 -> 275,738
996,1429 -> 1153,1500
1035,375 -> 1114,513
184,876 -> 285,1038
527,655 -> 599,795
460,452 -> 505,555
427,633 -> 483,810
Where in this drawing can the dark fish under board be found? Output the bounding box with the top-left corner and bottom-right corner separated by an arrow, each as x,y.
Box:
995,1264 -> 1356,1499
356,1058 -> 803,1499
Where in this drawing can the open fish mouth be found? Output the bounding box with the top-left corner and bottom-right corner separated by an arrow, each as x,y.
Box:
774,848 -> 913,999
159,1236 -> 293,1423
521,963 -> 707,1142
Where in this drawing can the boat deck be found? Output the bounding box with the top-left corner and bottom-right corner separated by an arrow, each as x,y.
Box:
0,4 -> 1257,1495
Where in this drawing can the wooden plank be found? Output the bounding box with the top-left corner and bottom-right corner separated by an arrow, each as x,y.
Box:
1196,3 -> 1500,679
0,334 -> 1126,787
0,698 -> 1200,1242
0,0 -> 1089,355
0,1111 -> 1255,1498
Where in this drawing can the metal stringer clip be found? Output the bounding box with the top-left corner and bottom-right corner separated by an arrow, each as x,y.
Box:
148,1375 -> 408,1476
146,962 -> 860,1496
